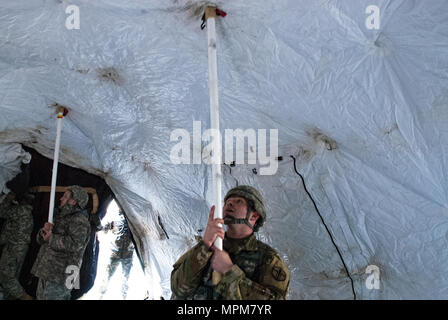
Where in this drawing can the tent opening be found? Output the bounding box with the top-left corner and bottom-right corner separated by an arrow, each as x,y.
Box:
80,199 -> 147,300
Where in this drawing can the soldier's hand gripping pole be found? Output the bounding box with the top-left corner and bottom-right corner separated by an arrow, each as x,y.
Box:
48,106 -> 67,223
205,6 -> 224,286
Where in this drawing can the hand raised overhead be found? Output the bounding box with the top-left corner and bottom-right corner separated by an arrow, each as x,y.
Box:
202,205 -> 225,249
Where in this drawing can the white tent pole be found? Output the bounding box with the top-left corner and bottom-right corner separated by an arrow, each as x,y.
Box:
206,6 -> 223,285
206,7 -> 222,250
48,107 -> 65,223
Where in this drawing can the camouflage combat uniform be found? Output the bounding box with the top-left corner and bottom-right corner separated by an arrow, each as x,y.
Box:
171,234 -> 290,300
0,196 -> 33,299
31,204 -> 90,300
100,217 -> 134,299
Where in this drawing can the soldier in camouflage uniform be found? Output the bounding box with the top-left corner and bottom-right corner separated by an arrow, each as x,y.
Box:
171,185 -> 290,300
0,192 -> 34,300
31,185 -> 91,300
99,210 -> 134,299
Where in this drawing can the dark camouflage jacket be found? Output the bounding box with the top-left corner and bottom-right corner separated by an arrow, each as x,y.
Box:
0,197 -> 33,246
31,205 -> 91,285
171,234 -> 290,300
0,197 -> 34,299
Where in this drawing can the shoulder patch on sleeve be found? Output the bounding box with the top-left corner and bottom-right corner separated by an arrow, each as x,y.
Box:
272,263 -> 287,281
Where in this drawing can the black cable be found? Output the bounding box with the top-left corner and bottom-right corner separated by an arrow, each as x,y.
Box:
224,163 -> 239,187
290,155 -> 357,300
158,215 -> 170,240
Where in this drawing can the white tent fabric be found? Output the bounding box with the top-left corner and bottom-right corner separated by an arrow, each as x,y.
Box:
0,0 -> 447,299
0,143 -> 31,194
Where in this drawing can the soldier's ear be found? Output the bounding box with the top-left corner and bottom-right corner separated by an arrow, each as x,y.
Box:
68,198 -> 77,206
250,211 -> 260,223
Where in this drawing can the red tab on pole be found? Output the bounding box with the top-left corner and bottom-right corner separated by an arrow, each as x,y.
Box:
216,9 -> 227,18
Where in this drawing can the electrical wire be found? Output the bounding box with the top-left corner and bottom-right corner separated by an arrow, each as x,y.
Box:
158,215 -> 170,239
290,155 -> 357,300
224,163 -> 239,187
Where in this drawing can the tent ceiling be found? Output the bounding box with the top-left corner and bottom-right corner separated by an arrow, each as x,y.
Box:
0,0 -> 447,299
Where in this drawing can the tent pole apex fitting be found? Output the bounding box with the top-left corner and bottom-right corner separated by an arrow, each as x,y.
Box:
56,106 -> 68,117
205,6 -> 217,20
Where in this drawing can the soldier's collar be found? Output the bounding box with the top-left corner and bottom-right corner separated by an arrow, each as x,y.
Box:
59,204 -> 80,216
224,233 -> 258,252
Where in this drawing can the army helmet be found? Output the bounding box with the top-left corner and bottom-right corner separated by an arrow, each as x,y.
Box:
224,185 -> 266,231
67,185 -> 89,209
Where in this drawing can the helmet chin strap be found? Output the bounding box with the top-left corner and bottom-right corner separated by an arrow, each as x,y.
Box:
224,209 -> 254,230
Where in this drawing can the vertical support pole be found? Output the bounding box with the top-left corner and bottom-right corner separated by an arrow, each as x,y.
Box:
205,6 -> 223,285
48,107 -> 65,223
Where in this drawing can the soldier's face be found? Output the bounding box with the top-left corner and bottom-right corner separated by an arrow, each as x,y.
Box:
223,196 -> 248,220
60,190 -> 76,208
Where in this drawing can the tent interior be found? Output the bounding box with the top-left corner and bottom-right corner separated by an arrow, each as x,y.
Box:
1,0 -> 448,299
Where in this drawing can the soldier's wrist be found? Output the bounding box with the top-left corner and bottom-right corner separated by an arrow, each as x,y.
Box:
221,263 -> 234,275
199,240 -> 213,252
223,264 -> 243,278
216,264 -> 245,294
